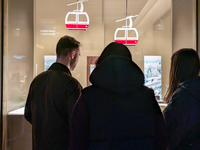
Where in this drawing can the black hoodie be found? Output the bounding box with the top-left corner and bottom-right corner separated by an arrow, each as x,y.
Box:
70,56 -> 166,150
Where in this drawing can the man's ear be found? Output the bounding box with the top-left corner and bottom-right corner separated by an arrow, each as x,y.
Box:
70,51 -> 76,59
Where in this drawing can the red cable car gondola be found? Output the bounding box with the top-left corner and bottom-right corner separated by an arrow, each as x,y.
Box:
65,0 -> 89,31
114,15 -> 139,46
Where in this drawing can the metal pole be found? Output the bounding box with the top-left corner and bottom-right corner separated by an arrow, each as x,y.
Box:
0,0 -> 4,148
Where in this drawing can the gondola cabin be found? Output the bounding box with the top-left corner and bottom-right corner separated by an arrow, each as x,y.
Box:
65,11 -> 89,30
65,0 -> 89,31
114,15 -> 139,46
114,28 -> 138,46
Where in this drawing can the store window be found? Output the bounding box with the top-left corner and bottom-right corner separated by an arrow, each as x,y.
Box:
35,0 -> 172,100
2,0 -> 197,149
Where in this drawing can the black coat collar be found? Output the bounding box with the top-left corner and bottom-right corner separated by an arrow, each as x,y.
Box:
48,62 -> 71,76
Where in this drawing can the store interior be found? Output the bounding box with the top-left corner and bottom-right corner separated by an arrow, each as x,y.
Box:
3,0 -> 197,149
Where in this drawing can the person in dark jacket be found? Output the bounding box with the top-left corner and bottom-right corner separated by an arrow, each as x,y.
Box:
70,42 -> 166,150
24,35 -> 82,150
163,48 -> 200,150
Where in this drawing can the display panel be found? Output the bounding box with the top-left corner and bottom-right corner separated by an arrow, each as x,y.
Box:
44,55 -> 56,71
144,56 -> 162,101
87,56 -> 98,86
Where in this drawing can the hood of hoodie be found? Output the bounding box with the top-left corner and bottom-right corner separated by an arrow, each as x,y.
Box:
90,55 -> 144,94
179,76 -> 200,99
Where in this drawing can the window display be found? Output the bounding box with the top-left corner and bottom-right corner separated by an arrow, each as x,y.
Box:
3,0 -> 198,149
6,0 -> 174,115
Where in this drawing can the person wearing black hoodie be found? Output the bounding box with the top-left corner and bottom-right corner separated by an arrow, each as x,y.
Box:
163,48 -> 200,150
70,42 -> 166,150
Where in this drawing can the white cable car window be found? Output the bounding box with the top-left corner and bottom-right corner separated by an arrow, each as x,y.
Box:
79,14 -> 88,23
115,29 -> 125,39
67,14 -> 76,23
127,30 -> 137,40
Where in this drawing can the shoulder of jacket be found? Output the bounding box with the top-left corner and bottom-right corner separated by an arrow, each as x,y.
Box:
142,86 -> 155,95
174,86 -> 192,98
66,76 -> 82,90
168,87 -> 192,109
57,71 -> 80,84
82,86 -> 96,95
30,71 -> 49,85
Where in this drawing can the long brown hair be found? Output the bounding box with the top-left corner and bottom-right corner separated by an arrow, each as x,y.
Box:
164,48 -> 200,103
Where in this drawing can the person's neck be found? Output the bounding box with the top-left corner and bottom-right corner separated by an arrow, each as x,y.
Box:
56,56 -> 70,70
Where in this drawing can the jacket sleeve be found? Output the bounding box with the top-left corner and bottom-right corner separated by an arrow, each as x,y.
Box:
69,95 -> 90,150
67,80 -> 82,123
24,85 -> 32,124
152,93 -> 167,150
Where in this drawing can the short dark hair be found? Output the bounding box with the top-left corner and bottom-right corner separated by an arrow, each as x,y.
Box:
56,35 -> 80,57
164,48 -> 200,103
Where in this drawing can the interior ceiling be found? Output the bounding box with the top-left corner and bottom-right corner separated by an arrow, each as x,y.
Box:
103,0 -> 149,23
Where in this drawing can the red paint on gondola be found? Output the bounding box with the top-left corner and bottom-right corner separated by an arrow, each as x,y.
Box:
115,40 -> 138,46
66,24 -> 89,30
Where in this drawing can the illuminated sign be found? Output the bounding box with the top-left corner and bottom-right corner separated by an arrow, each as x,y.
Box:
65,0 -> 89,31
114,15 -> 139,46
144,56 -> 162,101
13,55 -> 25,59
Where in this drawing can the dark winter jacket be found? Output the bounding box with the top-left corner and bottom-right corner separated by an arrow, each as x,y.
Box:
24,63 -> 82,150
70,56 -> 166,150
163,77 -> 200,150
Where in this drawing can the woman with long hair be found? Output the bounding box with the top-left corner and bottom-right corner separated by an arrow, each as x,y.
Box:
70,42 -> 166,150
163,48 -> 200,149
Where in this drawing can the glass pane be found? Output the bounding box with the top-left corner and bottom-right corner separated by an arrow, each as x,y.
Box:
3,0 -> 33,149
2,0 -> 197,149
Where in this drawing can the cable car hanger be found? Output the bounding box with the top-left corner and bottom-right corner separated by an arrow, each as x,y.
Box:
65,0 -> 90,31
114,15 -> 139,46
116,15 -> 138,28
